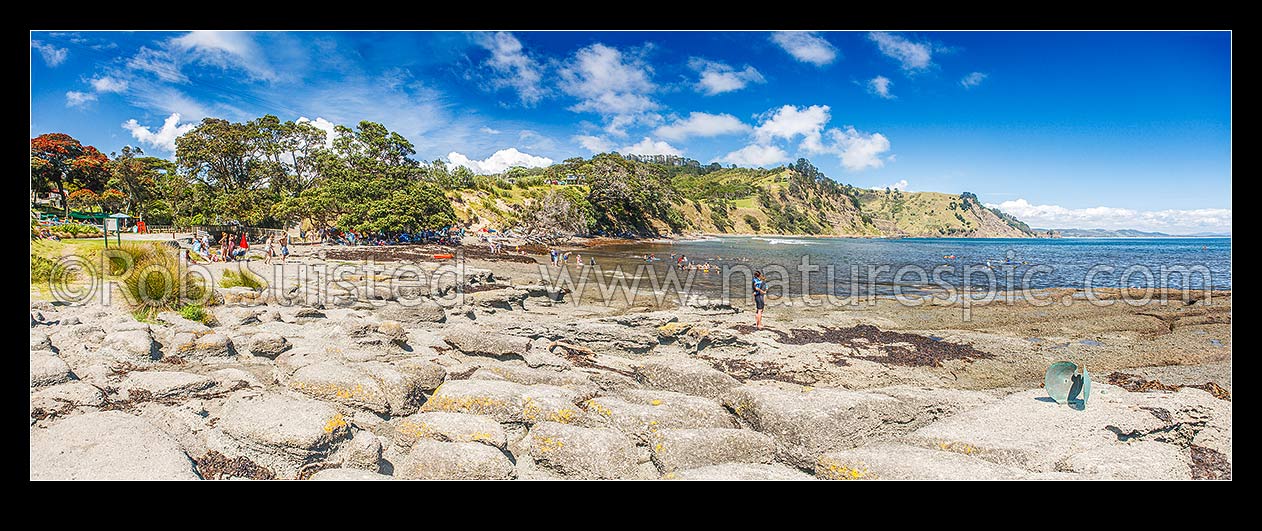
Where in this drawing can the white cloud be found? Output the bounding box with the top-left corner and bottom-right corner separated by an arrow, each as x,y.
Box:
718,144 -> 788,167
874,179 -> 909,191
754,104 -> 831,153
620,137 -> 682,157
558,43 -> 662,137
447,148 -> 554,174
122,113 -> 196,153
90,76 -> 128,93
867,76 -> 895,99
829,126 -> 891,171
31,40 -> 68,67
126,84 -> 217,121
988,199 -> 1233,234
654,112 -> 750,141
745,103 -> 893,172
770,32 -> 838,66
474,32 -> 546,106
960,72 -> 988,89
480,126 -> 502,135
65,91 -> 97,108
127,46 -> 188,83
172,31 -> 277,82
689,58 -> 765,96
868,32 -> 933,72
574,135 -> 614,154
296,116 -> 338,148
559,43 -> 658,116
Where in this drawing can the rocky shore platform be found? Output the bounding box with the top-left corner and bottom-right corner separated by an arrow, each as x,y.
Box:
30,247 -> 1231,480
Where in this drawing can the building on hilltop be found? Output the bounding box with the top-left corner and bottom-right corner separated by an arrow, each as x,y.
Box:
621,153 -> 702,168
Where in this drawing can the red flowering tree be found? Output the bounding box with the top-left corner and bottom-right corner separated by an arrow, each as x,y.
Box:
31,133 -> 110,216
99,189 -> 127,213
67,189 -> 100,212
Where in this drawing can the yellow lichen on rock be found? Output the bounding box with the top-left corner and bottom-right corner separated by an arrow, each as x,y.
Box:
396,420 -> 432,440
584,399 -> 614,417
421,395 -> 504,415
549,408 -> 577,424
522,396 -> 540,421
935,440 -> 977,455
816,457 -> 875,480
323,413 -> 347,434
534,436 -> 565,453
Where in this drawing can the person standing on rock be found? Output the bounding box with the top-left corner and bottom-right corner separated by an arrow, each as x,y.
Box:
752,270 -> 767,329
220,232 -> 231,262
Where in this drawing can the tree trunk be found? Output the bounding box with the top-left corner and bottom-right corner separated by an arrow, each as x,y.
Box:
57,175 -> 69,218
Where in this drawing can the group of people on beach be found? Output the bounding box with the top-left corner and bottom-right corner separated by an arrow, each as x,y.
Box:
263,233 -> 290,264
186,231 -> 289,264
318,227 -> 462,247
548,248 -> 596,268
670,254 -> 720,273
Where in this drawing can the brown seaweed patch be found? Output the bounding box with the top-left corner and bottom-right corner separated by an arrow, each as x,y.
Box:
697,354 -> 816,386
1189,445 -> 1231,480
195,450 -> 277,480
1105,372 -> 1231,401
736,324 -> 993,368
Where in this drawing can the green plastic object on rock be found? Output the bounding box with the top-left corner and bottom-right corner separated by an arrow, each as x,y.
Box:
1044,361 -> 1091,409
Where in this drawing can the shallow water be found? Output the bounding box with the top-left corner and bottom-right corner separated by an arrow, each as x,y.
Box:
561,236 -> 1230,298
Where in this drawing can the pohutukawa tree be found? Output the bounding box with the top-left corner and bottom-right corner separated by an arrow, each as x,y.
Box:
31,133 -> 110,216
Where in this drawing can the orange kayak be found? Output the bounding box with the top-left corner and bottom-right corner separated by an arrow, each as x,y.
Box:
433,254 -> 454,260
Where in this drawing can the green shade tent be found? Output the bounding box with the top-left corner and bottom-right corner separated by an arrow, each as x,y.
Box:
68,212 -> 107,221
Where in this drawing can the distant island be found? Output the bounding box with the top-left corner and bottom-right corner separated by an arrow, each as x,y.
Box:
1035,228 -> 1231,238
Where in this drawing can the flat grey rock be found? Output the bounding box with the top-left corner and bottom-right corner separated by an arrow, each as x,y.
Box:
30,411 -> 200,480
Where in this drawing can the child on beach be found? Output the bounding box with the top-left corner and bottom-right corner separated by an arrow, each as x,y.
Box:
280,233 -> 290,263
752,270 -> 767,329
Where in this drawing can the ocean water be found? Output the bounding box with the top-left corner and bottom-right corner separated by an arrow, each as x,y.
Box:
565,236 -> 1231,297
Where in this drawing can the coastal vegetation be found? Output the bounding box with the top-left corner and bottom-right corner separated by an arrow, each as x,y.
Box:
32,115 -> 1035,240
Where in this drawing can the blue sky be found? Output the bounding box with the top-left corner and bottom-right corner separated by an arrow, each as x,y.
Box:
30,31 -> 1231,233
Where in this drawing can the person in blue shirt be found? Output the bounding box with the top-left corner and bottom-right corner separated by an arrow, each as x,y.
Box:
752,270 -> 767,329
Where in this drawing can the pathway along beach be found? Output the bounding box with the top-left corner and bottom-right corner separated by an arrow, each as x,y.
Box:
30,235 -> 1231,480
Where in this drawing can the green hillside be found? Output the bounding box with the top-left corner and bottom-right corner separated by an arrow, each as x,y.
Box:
855,189 -> 1033,237
456,154 -> 1034,239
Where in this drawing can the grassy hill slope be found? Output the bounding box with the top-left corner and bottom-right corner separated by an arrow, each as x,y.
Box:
453,155 -> 1034,238
856,189 -> 1032,237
